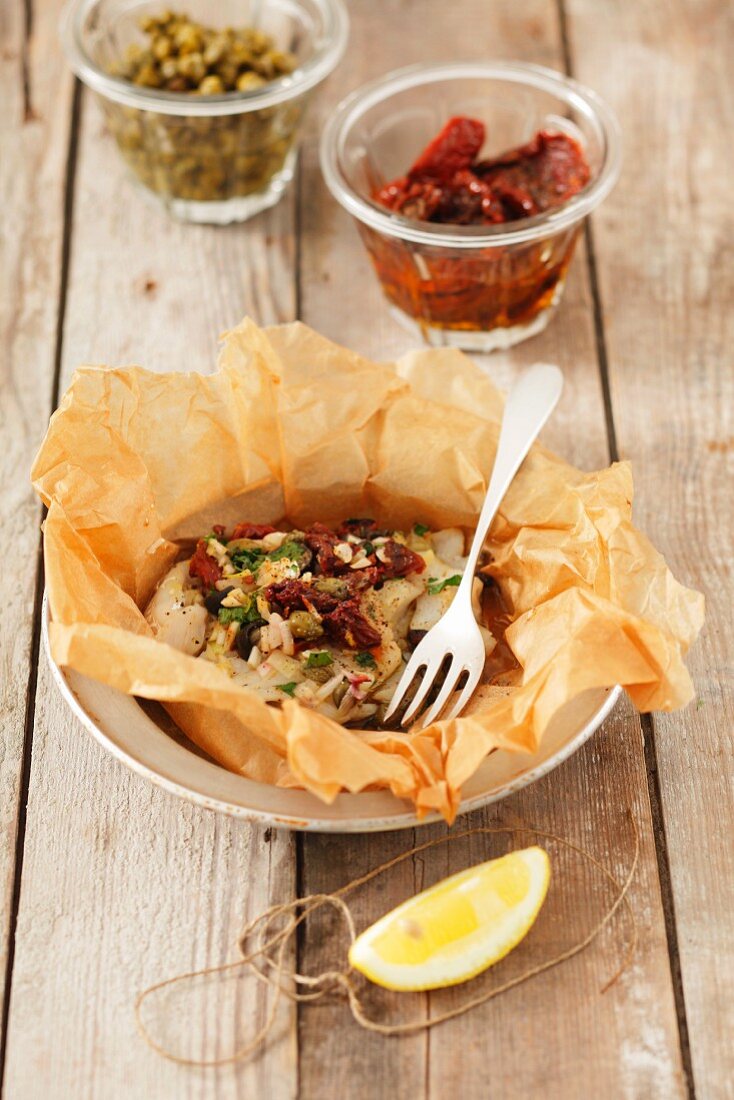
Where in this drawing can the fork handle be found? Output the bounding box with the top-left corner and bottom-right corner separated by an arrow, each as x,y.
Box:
458,363 -> 564,598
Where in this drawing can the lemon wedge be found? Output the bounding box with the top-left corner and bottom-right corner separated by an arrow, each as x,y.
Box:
348,846 -> 550,991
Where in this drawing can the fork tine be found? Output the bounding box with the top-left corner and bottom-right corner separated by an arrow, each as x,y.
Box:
382,646 -> 430,721
398,651 -> 444,730
401,653 -> 450,727
418,664 -> 466,728
441,669 -> 481,723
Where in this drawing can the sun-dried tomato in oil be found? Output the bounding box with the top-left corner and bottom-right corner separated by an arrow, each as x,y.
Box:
370,118 -> 591,334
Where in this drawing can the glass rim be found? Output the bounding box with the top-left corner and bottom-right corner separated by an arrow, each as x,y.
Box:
59,0 -> 349,116
320,61 -> 622,249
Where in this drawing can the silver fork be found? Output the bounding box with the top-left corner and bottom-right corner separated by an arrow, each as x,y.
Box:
383,363 -> 564,728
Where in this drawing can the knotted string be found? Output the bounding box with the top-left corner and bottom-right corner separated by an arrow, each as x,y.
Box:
136,814 -> 639,1066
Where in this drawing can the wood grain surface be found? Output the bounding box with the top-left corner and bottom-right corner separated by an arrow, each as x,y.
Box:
566,1 -> 734,1094
0,0 -> 74,1047
0,0 -> 730,1096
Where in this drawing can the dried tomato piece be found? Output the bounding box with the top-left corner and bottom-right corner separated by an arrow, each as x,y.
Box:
231,522 -> 276,540
475,132 -> 544,171
376,178 -> 445,221
189,539 -> 222,588
349,565 -> 383,589
266,579 -> 380,647
408,116 -> 485,182
377,540 -> 426,579
492,182 -> 538,220
323,598 -> 382,649
428,169 -> 493,225
266,579 -> 342,617
304,523 -> 345,575
374,122 -> 590,229
337,518 -> 380,539
374,177 -> 409,210
475,132 -> 590,213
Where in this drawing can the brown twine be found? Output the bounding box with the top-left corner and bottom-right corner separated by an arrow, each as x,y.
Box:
135,813 -> 639,1067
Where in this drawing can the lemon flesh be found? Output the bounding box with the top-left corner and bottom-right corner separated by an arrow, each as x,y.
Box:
348,846 -> 550,991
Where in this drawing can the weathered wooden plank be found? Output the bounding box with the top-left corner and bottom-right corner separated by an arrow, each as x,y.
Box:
296,2 -> 687,1097
565,0 -> 734,1093
2,24 -> 299,1097
0,0 -> 74,1042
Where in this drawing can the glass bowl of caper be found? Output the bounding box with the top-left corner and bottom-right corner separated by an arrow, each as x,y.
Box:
61,0 -> 348,223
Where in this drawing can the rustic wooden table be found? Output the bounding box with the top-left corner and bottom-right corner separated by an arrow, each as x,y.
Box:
2,0 -> 732,1097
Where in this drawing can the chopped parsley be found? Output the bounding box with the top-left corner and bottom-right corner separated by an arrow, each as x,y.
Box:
413,523 -> 429,537
305,651 -> 333,669
427,574 -> 462,595
277,682 -> 297,697
355,651 -> 377,669
269,538 -> 309,565
229,546 -> 266,572
218,597 -> 261,625
229,537 -> 309,576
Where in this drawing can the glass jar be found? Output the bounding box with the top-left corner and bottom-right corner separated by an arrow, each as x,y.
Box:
61,0 -> 348,224
320,62 -> 620,351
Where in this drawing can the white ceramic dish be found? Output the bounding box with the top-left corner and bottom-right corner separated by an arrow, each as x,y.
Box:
43,599 -> 620,832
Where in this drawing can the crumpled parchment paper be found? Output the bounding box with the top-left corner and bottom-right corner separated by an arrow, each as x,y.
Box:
32,319 -> 704,821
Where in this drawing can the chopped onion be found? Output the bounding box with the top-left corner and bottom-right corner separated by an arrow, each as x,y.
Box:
280,619 -> 295,656
345,702 -> 378,723
315,671 -> 346,702
262,531 -> 287,550
336,693 -> 355,720
294,682 -> 317,704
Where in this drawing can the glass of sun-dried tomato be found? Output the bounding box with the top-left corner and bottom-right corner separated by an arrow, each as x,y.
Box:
320,62 -> 620,351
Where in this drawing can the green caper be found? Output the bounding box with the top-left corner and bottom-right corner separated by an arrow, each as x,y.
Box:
287,611 -> 324,641
247,29 -> 269,55
198,74 -> 224,95
203,36 -> 227,66
236,71 -> 266,92
216,61 -> 240,87
160,57 -> 178,80
313,577 -> 351,599
104,10 -> 300,205
178,51 -> 206,82
175,23 -> 203,54
152,35 -> 173,60
111,11 -> 296,95
253,54 -> 275,80
133,63 -> 163,88
269,50 -> 296,75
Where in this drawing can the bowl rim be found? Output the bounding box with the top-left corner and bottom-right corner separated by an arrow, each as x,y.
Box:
320,60 -> 622,248
43,595 -> 622,833
59,0 -> 349,116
